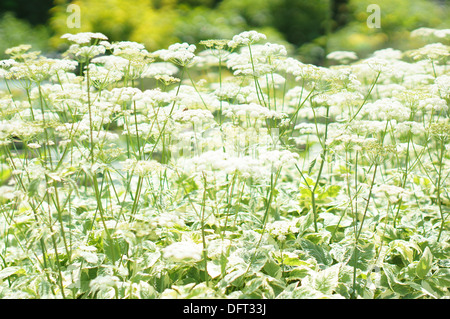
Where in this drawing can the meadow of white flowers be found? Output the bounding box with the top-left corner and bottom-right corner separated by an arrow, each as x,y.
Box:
0,28 -> 449,299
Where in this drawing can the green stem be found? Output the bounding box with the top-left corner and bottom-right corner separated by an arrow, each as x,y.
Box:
436,139 -> 446,241
201,173 -> 209,286
350,71 -> 381,122
242,167 -> 281,282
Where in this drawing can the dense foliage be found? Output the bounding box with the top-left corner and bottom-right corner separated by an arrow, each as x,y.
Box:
0,28 -> 449,299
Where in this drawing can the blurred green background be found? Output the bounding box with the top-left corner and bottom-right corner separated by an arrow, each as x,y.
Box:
0,0 -> 449,64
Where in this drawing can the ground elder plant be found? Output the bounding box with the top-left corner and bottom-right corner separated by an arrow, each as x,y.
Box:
0,29 -> 449,299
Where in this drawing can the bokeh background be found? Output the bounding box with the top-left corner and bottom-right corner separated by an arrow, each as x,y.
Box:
0,0 -> 448,64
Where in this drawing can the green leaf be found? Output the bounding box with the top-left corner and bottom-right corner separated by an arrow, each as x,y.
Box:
291,285 -> 325,298
416,247 -> 433,279
297,210 -> 314,236
312,264 -> 340,295
263,258 -> 282,279
383,263 -> 400,290
266,276 -> 287,297
347,243 -> 375,271
283,257 -> 310,267
221,267 -> 246,287
308,157 -> 317,175
318,185 -> 341,201
437,259 -> 450,268
80,267 -> 98,293
330,243 -> 351,263
299,238 -> 332,267
392,241 -> 417,264
244,276 -> 265,294
138,281 -> 157,299
382,263 -> 416,297
433,268 -> 450,287
143,251 -> 161,269
176,173 -> 198,194
27,178 -> 41,198
286,266 -> 311,281
103,237 -> 128,264
0,166 -> 10,184
420,279 -> 439,299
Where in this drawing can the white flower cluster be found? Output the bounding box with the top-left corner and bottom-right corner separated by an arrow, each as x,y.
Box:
410,27 -> 450,41
295,122 -> 316,135
155,43 -> 197,66
213,82 -> 262,104
61,32 -> 108,44
175,85 -> 221,110
185,150 -> 263,179
141,62 -> 179,78
65,44 -> 106,61
133,88 -> 177,110
92,55 -> 129,71
121,158 -> 164,177
172,109 -> 214,125
225,43 -> 287,78
418,96 -> 448,113
359,98 -> 410,121
254,42 -> 288,58
108,87 -> 142,103
407,43 -> 450,61
372,48 -> 403,60
327,51 -> 358,62
228,31 -> 267,48
260,149 -> 300,170
266,219 -> 300,242
5,57 -> 77,82
395,121 -> 426,136
432,75 -> 450,98
87,63 -> 123,87
109,41 -> 147,56
222,103 -> 287,121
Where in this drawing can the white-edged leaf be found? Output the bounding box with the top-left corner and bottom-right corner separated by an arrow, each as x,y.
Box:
0,266 -> 25,280
207,261 -> 222,279
313,264 -> 340,295
299,238 -> 333,267
79,250 -> 99,264
416,247 -> 433,279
